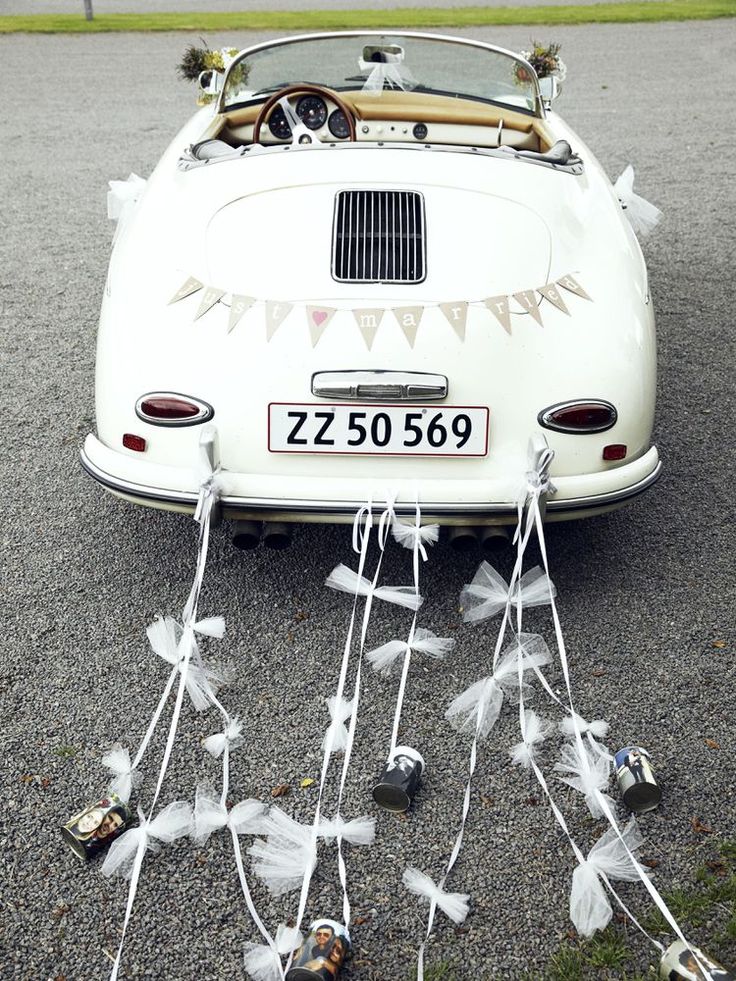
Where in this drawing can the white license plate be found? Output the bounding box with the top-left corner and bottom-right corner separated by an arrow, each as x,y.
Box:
268,403 -> 489,456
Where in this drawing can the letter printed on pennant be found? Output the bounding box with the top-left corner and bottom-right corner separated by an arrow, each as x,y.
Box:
306,305 -> 336,347
557,274 -> 592,301
538,283 -> 570,316
265,301 -> 293,341
353,308 -> 384,350
227,295 -> 256,333
484,295 -> 512,335
513,290 -> 544,326
168,276 -> 203,305
392,306 -> 424,348
439,302 -> 468,341
194,287 -> 226,321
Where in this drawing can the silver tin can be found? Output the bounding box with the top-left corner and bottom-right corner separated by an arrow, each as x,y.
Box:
614,745 -> 662,813
659,940 -> 734,979
61,793 -> 132,860
286,919 -> 350,980
372,745 -> 425,813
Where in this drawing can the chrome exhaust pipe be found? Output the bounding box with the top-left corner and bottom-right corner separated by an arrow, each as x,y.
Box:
479,526 -> 511,555
232,521 -> 262,550
262,521 -> 293,550
447,526 -> 479,552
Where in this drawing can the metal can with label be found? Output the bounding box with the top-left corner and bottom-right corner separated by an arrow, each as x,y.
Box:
614,745 -> 662,813
372,745 -> 425,813
61,793 -> 132,860
286,919 -> 350,980
659,940 -> 734,979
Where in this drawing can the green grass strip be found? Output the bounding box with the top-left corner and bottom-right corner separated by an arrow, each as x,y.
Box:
1,1 -> 734,33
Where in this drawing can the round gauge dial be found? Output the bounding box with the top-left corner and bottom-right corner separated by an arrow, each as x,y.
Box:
297,95 -> 328,130
328,109 -> 351,140
267,105 -> 292,140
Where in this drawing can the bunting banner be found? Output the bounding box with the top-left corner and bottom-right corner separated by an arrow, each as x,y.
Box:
167,272 -> 593,343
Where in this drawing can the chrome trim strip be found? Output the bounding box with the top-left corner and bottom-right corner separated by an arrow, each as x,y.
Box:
80,449 -> 661,518
312,370 -> 447,401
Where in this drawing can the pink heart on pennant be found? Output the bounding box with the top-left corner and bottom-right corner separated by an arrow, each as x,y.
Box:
312,310 -> 328,326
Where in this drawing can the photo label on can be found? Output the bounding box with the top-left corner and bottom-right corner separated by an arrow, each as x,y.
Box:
614,745 -> 662,813
286,918 -> 350,980
372,745 -> 425,813
659,939 -> 735,980
60,793 -> 132,860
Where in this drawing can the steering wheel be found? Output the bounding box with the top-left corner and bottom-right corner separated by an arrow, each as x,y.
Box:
252,84 -> 357,144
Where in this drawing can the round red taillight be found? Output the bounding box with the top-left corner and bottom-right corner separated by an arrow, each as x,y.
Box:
135,393 -> 213,427
538,400 -> 617,434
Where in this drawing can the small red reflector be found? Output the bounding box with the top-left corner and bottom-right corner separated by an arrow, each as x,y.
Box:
140,396 -> 200,420
603,444 -> 627,461
123,433 -> 147,452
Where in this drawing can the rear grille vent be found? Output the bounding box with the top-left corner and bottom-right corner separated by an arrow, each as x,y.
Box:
332,190 -> 426,284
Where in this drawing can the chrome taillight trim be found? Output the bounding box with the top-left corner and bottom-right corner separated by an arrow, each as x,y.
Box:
538,399 -> 617,434
135,392 -> 214,427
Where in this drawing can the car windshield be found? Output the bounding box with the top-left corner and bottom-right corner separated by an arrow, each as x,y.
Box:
221,32 -> 540,115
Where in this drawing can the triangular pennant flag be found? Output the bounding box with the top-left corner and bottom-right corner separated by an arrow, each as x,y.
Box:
168,276 -> 203,305
439,302 -> 468,341
557,274 -> 592,301
513,290 -> 544,326
484,295 -> 512,335
194,287 -> 226,321
306,306 -> 336,347
227,294 -> 256,333
353,309 -> 384,350
265,301 -> 293,341
392,306 -> 424,348
538,283 -> 571,315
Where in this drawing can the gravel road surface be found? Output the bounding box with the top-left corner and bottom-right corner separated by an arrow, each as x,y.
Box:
2,20 -> 735,981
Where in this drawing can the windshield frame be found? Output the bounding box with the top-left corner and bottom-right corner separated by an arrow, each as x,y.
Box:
216,31 -> 545,118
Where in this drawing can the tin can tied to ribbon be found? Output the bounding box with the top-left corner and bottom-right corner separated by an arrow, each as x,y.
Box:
61,793 -> 132,860
614,745 -> 661,813
286,919 -> 350,980
372,745 -> 425,813
659,940 -> 734,980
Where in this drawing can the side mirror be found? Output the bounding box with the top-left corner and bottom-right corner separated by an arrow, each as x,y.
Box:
538,75 -> 561,109
198,70 -> 223,96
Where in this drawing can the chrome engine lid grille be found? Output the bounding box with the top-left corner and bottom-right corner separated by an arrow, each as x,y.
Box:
312,370 -> 447,402
332,190 -> 426,284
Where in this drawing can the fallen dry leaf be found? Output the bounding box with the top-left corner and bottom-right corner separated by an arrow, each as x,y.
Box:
353,915 -> 370,926
592,668 -> 607,677
195,853 -> 207,865
300,778 -> 315,789
706,860 -> 728,877
641,858 -> 660,869
52,904 -> 71,920
525,796 -> 540,806
54,975 -> 67,981
20,774 -> 34,784
691,816 -> 714,835
41,777 -> 51,789
705,738 -> 720,750
271,783 -> 291,798
712,640 -> 727,649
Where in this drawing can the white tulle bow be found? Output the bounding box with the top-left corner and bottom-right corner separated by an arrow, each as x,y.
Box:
243,924 -> 303,981
570,819 -> 646,937
325,563 -> 423,610
367,628 -> 455,676
460,563 -> 555,623
554,740 -> 614,818
445,633 -> 552,739
203,716 -> 244,757
146,615 -> 223,712
358,54 -> 417,93
249,808 -> 317,897
101,801 -> 193,879
102,744 -> 142,804
193,786 -> 267,845
391,518 -> 440,560
559,713 -> 609,741
323,695 -> 354,754
317,814 -> 376,845
509,709 -> 554,768
107,173 -> 146,242
614,165 -> 662,237
402,867 -> 470,925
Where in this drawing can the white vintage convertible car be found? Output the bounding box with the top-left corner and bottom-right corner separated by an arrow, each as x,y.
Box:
81,31 -> 660,546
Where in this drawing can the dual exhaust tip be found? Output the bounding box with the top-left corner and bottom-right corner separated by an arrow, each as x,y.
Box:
231,521 -> 510,553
